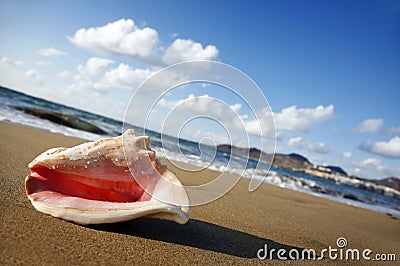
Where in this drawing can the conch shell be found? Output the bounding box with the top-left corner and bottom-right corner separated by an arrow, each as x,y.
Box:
25,129 -> 191,225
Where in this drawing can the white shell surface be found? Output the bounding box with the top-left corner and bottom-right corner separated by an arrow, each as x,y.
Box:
25,130 -> 191,225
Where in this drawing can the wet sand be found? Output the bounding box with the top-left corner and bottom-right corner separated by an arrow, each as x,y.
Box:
0,122 -> 399,265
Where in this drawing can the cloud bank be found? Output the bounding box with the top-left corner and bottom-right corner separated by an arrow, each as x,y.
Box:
69,19 -> 218,65
38,47 -> 67,57
307,141 -> 330,153
359,136 -> 400,158
274,105 -> 334,132
287,136 -> 304,149
163,39 -> 219,64
69,19 -> 158,59
357,118 -> 383,133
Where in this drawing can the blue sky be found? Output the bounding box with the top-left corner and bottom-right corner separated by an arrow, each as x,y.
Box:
0,0 -> 399,179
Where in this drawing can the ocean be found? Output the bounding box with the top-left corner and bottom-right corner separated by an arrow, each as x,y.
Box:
1,86 -> 399,216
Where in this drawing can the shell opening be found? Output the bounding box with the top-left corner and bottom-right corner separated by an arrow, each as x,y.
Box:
26,164 -> 150,203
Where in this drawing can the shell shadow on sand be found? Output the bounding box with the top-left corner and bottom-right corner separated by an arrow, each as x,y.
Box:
88,218 -> 310,260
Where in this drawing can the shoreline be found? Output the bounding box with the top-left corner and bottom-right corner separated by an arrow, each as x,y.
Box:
1,121 -> 399,265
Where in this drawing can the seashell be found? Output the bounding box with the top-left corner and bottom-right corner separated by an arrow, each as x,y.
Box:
25,129 -> 191,225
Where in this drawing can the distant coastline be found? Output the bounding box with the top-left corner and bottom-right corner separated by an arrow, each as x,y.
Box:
217,144 -> 400,194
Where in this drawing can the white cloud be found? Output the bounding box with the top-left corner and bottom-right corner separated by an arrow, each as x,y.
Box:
230,103 -> 242,113
182,129 -> 230,145
25,69 -> 40,79
307,141 -> 330,153
68,19 -> 158,60
361,157 -> 381,167
288,136 -> 303,148
170,32 -> 179,39
359,136 -> 400,158
77,57 -> 114,76
158,96 -> 188,109
0,56 -> 129,121
69,59 -> 153,92
236,104 -> 334,142
154,94 -> 253,146
348,157 -> 400,179
36,61 -> 53,66
162,39 -> 219,65
38,47 -> 67,57
0,58 -> 46,93
158,94 -> 242,125
342,151 -> 352,158
388,127 -> 400,134
69,57 -> 116,91
57,70 -> 71,79
0,57 -> 8,64
68,19 -> 219,66
352,167 -> 361,175
101,63 -> 153,90
1,57 -> 24,66
273,105 -> 334,132
357,118 -> 383,133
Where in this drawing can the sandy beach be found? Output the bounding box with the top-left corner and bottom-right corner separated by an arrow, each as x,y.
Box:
0,121 -> 399,265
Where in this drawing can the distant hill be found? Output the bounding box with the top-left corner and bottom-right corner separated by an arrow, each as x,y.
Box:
369,177 -> 400,192
325,165 -> 348,176
288,153 -> 310,164
217,145 -> 274,162
218,145 -> 347,176
217,144 -> 314,170
273,153 -> 312,170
